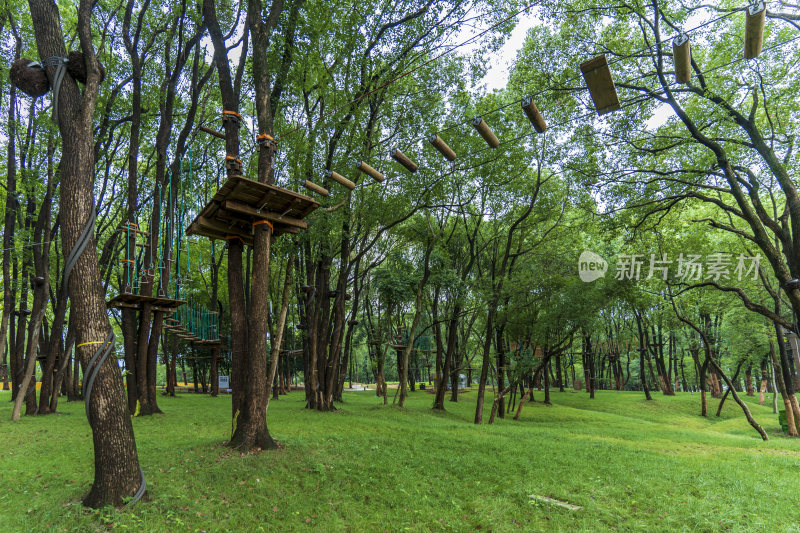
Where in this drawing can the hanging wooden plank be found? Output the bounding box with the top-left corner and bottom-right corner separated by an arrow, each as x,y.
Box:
303,179 -> 329,197
356,161 -> 385,182
326,170 -> 355,190
672,33 -> 691,84
390,148 -> 418,172
579,54 -> 620,116
428,134 -> 457,161
223,200 -> 308,229
744,1 -> 766,59
472,117 -> 500,148
521,96 -> 547,133
198,125 -> 226,140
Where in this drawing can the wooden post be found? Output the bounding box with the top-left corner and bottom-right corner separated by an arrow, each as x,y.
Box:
744,1 -> 766,59
672,33 -> 691,84
355,161 -> 384,182
579,54 -> 621,116
390,148 -> 418,172
325,170 -> 355,190
303,179 -> 329,196
521,96 -> 547,133
428,134 -> 457,161
472,117 -> 500,148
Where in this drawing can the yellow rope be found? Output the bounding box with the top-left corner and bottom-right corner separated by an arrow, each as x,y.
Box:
76,340 -> 112,348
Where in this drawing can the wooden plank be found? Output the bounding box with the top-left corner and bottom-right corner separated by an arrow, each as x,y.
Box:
303,179 -> 330,196
187,222 -> 253,247
107,300 -> 140,310
472,117 -> 500,148
224,200 -> 308,229
673,34 -> 691,84
580,54 -> 621,116
744,2 -> 766,59
197,215 -> 250,238
521,96 -> 547,133
230,175 -> 318,208
198,125 -> 226,140
326,169 -> 357,188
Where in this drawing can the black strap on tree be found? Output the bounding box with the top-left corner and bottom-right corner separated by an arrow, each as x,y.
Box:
64,202 -> 146,506
40,56 -> 68,123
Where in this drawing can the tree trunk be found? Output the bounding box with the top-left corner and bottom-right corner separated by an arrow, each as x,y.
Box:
715,361 -> 743,417
12,309 -> 45,420
28,0 -> 144,507
266,256 -> 294,412
768,339 -> 799,435
745,364 -> 754,396
709,358 -> 768,440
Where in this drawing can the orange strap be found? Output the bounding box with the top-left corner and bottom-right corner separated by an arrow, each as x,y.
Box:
222,110 -> 242,119
256,133 -> 275,144
252,219 -> 274,230
225,235 -> 243,242
225,155 -> 242,163
119,259 -> 134,263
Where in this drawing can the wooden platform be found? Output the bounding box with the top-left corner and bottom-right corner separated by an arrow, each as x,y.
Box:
195,339 -> 223,347
186,175 -> 319,245
107,293 -> 186,312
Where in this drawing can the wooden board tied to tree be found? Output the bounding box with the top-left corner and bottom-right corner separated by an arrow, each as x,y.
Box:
107,293 -> 186,312
579,54 -> 621,116
185,175 -> 319,245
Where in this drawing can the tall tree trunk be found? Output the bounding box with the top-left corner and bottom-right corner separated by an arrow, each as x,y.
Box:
266,256 -> 294,411
0,33 -> 20,393
28,0 -> 144,506
12,308 -> 46,419
768,338 -> 799,435
399,255 -> 430,407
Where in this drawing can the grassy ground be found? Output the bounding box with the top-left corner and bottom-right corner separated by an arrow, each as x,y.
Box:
1,387 -> 798,532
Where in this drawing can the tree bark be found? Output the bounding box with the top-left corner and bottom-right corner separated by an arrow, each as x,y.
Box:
266,256 -> 294,411
28,0 -> 144,506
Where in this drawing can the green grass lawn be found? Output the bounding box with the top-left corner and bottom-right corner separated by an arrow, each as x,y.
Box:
1,387 -> 798,532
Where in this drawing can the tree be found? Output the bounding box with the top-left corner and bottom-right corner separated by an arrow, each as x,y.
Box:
26,0 -> 144,507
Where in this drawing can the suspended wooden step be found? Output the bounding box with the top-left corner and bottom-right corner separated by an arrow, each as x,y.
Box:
388,344 -> 407,350
326,170 -> 355,190
303,179 -> 329,196
472,117 -> 499,148
521,96 -> 547,133
579,54 -> 620,116
356,161 -> 384,182
428,134 -> 457,161
744,1 -> 766,59
390,148 -> 418,172
673,33 -> 691,84
198,125 -> 226,140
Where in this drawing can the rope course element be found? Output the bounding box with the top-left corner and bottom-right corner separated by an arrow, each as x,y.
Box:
367,3 -> 756,158
325,20 -> 800,191
275,0 -> 545,141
